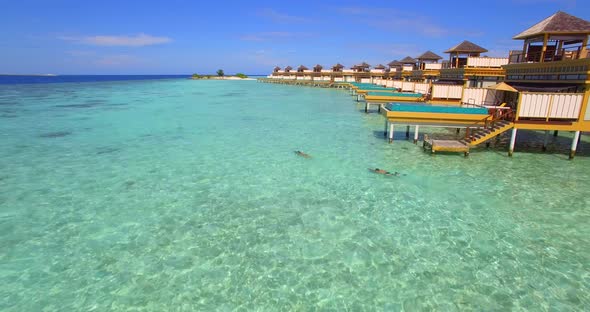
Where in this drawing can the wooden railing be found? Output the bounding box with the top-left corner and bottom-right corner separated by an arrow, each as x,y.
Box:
509,45 -> 589,64
464,105 -> 515,142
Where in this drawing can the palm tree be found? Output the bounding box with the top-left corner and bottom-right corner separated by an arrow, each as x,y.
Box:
217,69 -> 224,77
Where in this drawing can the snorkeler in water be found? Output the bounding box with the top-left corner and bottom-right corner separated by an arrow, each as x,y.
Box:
369,168 -> 401,176
294,150 -> 311,158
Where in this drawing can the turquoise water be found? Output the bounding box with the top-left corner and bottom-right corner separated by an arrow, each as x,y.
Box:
1,79 -> 589,310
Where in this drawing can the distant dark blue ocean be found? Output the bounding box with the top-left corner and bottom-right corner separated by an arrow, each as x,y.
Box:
0,75 -> 193,85
0,75 -> 265,85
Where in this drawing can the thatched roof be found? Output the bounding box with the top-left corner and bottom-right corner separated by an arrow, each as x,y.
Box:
313,64 -> 323,69
373,64 -> 386,69
400,56 -> 417,63
273,66 -> 281,71
297,65 -> 308,71
388,60 -> 401,66
444,40 -> 487,53
416,51 -> 442,60
332,63 -> 344,69
513,11 -> 590,39
357,62 -> 370,68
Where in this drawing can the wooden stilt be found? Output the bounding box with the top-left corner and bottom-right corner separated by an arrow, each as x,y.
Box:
554,130 -> 558,137
384,120 -> 388,137
365,102 -> 369,113
456,128 -> 460,134
413,125 -> 419,144
389,123 -> 394,143
509,128 -> 517,157
406,126 -> 410,139
570,131 -> 581,159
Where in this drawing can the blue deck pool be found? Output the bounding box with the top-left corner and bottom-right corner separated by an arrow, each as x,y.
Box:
367,92 -> 423,97
386,103 -> 489,114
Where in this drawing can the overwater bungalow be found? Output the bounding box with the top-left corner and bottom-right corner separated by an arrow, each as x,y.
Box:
296,65 -> 308,72
282,66 -> 295,80
438,40 -> 508,88
411,51 -> 443,82
380,11 -> 590,159
353,62 -> 370,72
332,63 -> 345,82
352,62 -> 371,82
370,64 -> 387,82
399,56 -> 418,80
342,64 -> 363,82
500,10 -> 590,158
312,64 -> 329,81
387,60 -> 403,80
296,65 -> 312,80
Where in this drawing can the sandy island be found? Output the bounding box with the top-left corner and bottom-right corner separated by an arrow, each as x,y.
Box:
191,76 -> 255,81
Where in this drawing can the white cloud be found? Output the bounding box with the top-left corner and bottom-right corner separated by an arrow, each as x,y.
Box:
59,33 -> 172,47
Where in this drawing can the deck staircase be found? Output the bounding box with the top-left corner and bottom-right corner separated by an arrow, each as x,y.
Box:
460,120 -> 514,146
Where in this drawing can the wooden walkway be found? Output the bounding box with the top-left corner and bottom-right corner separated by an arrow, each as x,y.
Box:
423,136 -> 470,156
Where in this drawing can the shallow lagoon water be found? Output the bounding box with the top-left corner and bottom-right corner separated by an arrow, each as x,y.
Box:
1,79 -> 589,310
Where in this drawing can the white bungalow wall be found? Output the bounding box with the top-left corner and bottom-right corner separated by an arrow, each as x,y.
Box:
462,88 -> 500,106
466,57 -> 509,68
432,85 -> 463,99
424,63 -> 442,70
518,93 -> 583,119
414,83 -> 430,94
401,82 -> 414,92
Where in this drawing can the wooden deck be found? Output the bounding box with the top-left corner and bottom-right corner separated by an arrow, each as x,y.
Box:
423,137 -> 470,156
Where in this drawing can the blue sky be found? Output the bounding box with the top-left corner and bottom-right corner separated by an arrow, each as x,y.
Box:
1,0 -> 587,75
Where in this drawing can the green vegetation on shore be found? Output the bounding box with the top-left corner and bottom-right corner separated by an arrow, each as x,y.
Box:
191,71 -> 249,80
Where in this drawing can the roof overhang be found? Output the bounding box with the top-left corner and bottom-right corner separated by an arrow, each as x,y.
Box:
486,82 -> 518,92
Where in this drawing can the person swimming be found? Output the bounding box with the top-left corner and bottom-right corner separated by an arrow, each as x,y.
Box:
369,168 -> 400,176
294,150 -> 311,158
